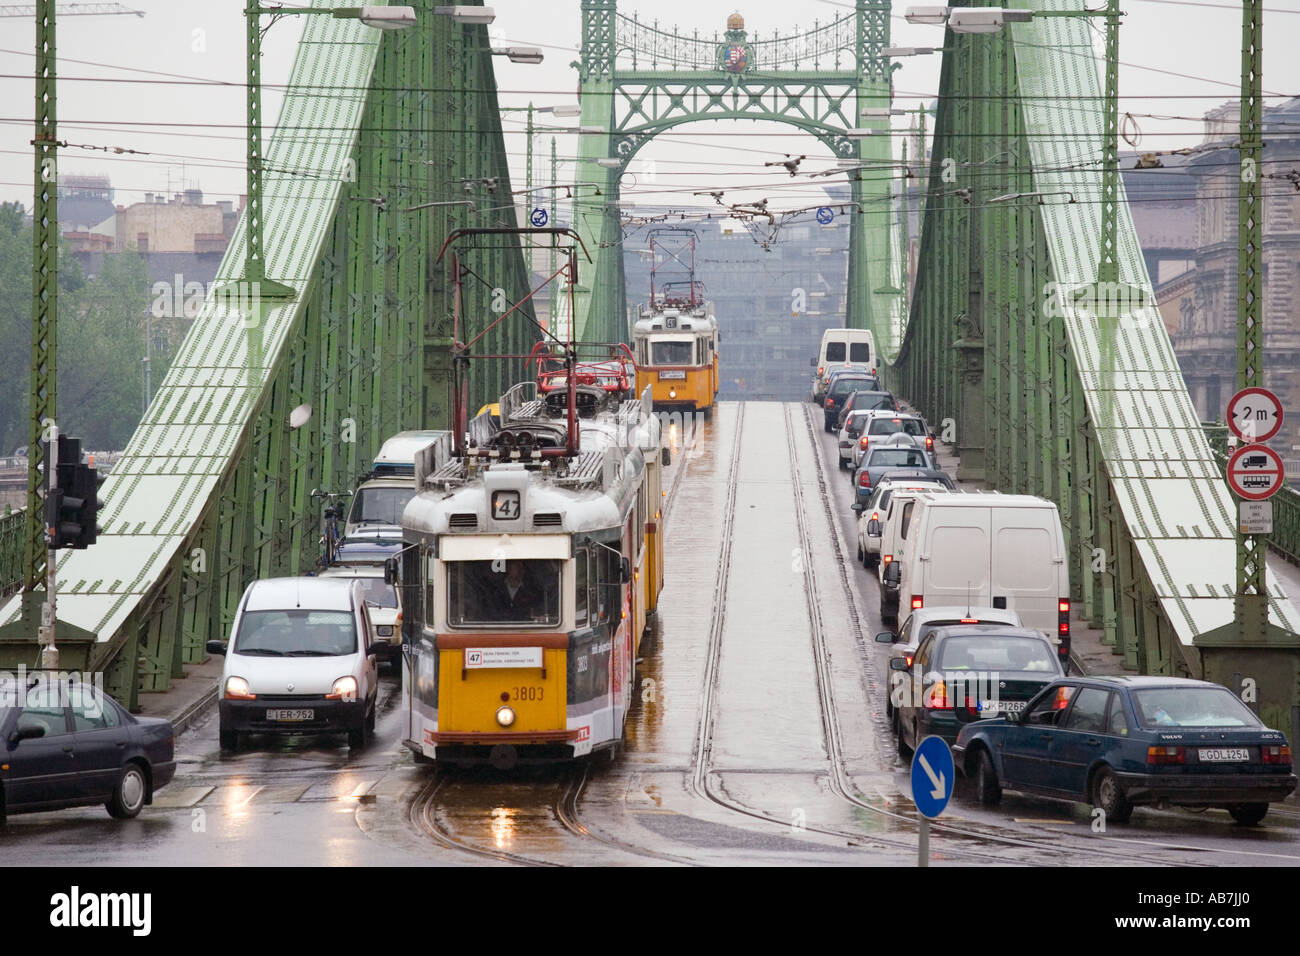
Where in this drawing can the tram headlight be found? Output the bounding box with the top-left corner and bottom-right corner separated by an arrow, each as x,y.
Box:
496,705 -> 517,727
669,388 -> 677,399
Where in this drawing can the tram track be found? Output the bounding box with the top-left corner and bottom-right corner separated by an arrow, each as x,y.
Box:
793,402 -> 1300,866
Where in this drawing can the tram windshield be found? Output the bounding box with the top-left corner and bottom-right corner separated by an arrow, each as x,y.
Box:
349,486 -> 414,527
650,341 -> 694,366
446,559 -> 562,627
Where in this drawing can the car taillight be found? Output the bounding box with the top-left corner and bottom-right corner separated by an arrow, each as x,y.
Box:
904,653 -> 914,667
870,512 -> 879,522
960,618 -> 980,624
882,554 -> 893,564
818,366 -> 824,376
859,435 -> 869,449
925,680 -> 952,710
911,596 -> 923,609
1147,746 -> 1186,765
1058,598 -> 1070,640
926,436 -> 933,450
827,398 -> 835,407
858,472 -> 871,488
1262,745 -> 1292,765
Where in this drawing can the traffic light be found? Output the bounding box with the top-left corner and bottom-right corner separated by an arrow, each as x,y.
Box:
43,435 -> 104,550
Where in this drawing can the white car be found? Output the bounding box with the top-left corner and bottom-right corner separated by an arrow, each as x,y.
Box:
851,413 -> 933,471
836,409 -> 876,469
209,576 -> 381,753
855,477 -> 953,569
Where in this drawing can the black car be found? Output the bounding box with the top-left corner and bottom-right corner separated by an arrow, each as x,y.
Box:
954,676 -> 1298,825
822,376 -> 880,431
834,389 -> 900,432
891,625 -> 1065,755
0,675 -> 176,822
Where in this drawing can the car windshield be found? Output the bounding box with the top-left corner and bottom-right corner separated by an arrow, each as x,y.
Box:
830,378 -> 871,398
869,448 -> 929,469
937,635 -> 1059,672
356,577 -> 398,608
1132,687 -> 1263,729
651,341 -> 693,365
235,610 -> 357,656
447,559 -> 562,627
348,486 -> 413,526
869,417 -> 925,437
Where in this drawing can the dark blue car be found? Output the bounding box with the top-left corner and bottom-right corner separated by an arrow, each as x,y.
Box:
1,675 -> 175,822
953,676 -> 1297,825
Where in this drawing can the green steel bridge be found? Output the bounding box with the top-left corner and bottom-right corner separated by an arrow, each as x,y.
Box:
3,0 -> 1299,732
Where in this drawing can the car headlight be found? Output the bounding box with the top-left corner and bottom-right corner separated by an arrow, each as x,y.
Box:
329,676 -> 358,701
496,705 -> 516,727
225,676 -> 254,699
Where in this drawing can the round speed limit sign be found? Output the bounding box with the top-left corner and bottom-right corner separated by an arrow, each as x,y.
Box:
1227,387 -> 1283,444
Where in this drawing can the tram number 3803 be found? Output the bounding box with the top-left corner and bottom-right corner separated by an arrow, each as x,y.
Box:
512,686 -> 544,701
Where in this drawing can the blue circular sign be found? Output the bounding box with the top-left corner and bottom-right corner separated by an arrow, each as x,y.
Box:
530,207 -> 549,227
910,735 -> 955,819
816,206 -> 834,225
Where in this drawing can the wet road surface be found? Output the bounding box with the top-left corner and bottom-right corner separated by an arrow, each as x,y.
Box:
3,402 -> 1298,866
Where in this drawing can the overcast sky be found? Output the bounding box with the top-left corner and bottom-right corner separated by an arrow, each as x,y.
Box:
0,0 -> 1295,216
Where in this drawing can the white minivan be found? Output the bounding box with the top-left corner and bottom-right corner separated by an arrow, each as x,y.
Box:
810,328 -> 876,402
208,576 -> 380,752
894,493 -> 1072,666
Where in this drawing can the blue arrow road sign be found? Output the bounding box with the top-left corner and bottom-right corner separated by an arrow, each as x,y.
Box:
530,207 -> 549,227
911,735 -> 954,819
816,206 -> 834,225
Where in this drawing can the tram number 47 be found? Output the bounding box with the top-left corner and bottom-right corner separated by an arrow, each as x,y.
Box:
492,491 -> 521,519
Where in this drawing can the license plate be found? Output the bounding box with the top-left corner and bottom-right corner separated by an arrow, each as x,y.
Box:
266,709 -> 313,722
1198,748 -> 1249,762
658,370 -> 686,381
979,700 -> 1025,715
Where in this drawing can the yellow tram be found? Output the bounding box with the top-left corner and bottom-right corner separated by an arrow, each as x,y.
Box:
400,382 -> 666,767
633,294 -> 719,415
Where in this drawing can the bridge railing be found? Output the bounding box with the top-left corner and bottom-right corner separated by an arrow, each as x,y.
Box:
0,508 -> 24,598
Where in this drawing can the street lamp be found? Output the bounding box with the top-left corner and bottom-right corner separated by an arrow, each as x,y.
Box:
492,46 -> 543,64
240,4 -> 417,300
881,47 -> 943,57
501,103 -> 584,194
433,4 -> 495,24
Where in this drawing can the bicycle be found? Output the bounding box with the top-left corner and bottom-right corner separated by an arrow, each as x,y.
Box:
309,488 -> 353,569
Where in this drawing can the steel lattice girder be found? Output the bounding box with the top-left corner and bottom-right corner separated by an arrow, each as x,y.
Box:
887,1 -> 1300,681
572,0 -> 899,349
0,1 -> 539,700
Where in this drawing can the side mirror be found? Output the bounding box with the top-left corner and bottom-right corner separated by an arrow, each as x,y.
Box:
809,357 -> 817,368
661,447 -> 671,467
206,640 -> 227,656
874,631 -> 896,644
889,657 -> 909,672
13,724 -> 45,744
384,557 -> 399,586
620,557 -> 631,583
851,502 -> 864,513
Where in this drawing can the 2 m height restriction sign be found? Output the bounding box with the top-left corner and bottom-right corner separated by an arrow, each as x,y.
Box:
1227,444 -> 1285,501
1227,387 -> 1283,444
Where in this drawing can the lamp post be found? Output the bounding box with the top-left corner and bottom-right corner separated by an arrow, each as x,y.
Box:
500,103 -> 581,194
240,4 -> 416,299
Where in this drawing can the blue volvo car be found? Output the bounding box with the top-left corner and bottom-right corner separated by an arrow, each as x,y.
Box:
953,676 -> 1297,825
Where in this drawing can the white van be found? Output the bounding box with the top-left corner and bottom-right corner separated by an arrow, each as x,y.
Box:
208,576 -> 380,752
345,430 -> 449,539
810,328 -> 876,402
894,493 -> 1072,664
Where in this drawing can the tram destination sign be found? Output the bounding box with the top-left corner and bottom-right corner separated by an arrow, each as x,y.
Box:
1227,386 -> 1283,444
